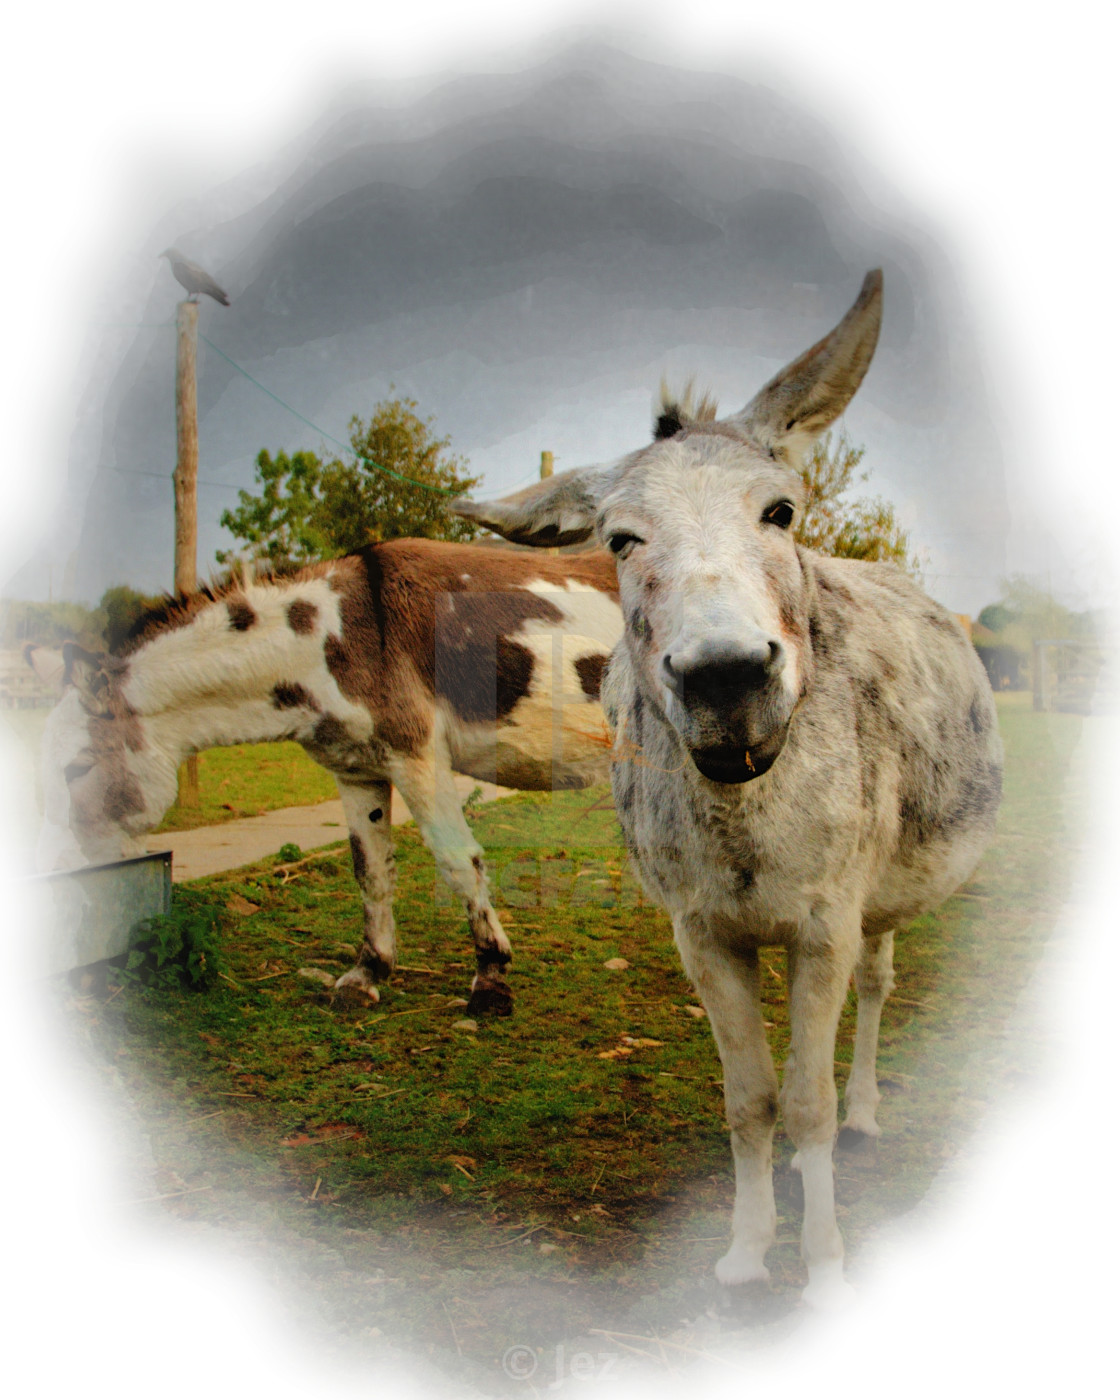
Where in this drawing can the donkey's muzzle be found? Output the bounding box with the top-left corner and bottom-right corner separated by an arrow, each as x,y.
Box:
662,630 -> 790,784
662,633 -> 783,713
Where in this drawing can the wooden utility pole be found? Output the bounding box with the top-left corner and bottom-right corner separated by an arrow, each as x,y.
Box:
540,450 -> 558,555
174,300 -> 200,807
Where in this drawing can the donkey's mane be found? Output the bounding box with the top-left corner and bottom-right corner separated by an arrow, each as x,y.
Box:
654,378 -> 719,441
115,556 -> 331,657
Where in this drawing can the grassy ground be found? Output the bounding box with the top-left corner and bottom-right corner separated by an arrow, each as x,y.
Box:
58,694 -> 1086,1388
156,743 -> 338,832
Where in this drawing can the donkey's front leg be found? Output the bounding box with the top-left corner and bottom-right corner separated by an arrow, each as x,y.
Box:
332,777 -> 397,1004
390,744 -> 513,1016
840,929 -> 895,1143
784,921 -> 861,1308
675,919 -> 779,1285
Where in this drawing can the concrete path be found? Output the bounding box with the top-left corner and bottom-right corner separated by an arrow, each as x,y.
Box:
144,776 -> 512,883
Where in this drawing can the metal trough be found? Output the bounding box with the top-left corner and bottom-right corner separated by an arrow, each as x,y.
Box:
27,850 -> 173,978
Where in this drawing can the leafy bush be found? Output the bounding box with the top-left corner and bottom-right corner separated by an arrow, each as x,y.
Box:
217,395 -> 482,569
796,431 -> 920,576
124,895 -> 224,991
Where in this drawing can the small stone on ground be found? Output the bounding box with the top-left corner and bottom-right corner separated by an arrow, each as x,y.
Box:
298,967 -> 335,987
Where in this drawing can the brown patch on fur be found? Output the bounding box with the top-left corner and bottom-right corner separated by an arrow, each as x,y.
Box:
226,596 -> 257,631
108,541 -> 618,774
495,639 -> 536,718
312,715 -> 351,748
320,541 -> 617,749
434,621 -> 543,723
349,834 -> 368,882
574,653 -> 607,700
272,682 -> 319,710
433,593 -> 555,724
115,557 -> 344,657
287,598 -> 318,634
103,773 -> 145,822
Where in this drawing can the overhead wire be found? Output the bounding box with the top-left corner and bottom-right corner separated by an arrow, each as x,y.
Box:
96,318 -> 465,497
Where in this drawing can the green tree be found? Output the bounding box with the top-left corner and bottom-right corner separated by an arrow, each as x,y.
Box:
795,431 -> 919,575
218,396 -> 482,568
216,449 -> 331,569
977,601 -> 1017,634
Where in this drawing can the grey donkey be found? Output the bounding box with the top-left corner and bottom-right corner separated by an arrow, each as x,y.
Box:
453,271 -> 1002,1306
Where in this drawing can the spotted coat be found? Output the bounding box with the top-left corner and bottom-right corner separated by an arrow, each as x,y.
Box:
35,539 -> 622,1014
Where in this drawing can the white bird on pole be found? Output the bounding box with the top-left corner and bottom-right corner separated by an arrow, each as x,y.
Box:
160,248 -> 231,306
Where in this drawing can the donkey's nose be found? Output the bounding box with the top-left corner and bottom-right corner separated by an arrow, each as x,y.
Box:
662,633 -> 783,707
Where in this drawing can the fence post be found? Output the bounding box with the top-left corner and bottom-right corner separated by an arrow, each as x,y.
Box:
174,300 -> 200,807
541,451 -> 558,556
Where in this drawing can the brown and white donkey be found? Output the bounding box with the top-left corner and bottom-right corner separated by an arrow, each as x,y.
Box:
33,540 -> 623,1013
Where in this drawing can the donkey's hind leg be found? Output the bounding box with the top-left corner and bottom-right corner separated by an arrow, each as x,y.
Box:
390,744 -> 514,1016
332,777 -> 397,1005
840,929 -> 896,1143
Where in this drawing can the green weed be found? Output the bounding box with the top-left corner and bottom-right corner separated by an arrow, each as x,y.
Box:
123,889 -> 226,991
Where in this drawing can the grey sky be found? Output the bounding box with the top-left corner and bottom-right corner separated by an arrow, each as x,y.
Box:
18,43 -> 1009,616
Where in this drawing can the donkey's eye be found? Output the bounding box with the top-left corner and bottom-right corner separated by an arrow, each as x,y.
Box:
608,532 -> 644,559
64,761 -> 93,785
762,500 -> 795,530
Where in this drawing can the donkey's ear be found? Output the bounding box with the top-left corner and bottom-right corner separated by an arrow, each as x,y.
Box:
451,465 -> 615,548
62,642 -> 113,715
24,644 -> 66,692
735,270 -> 883,467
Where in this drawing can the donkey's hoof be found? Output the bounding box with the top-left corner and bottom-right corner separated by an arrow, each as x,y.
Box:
331,968 -> 381,1008
837,1123 -> 879,1153
715,1246 -> 770,1287
467,974 -> 513,1017
802,1261 -> 856,1312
